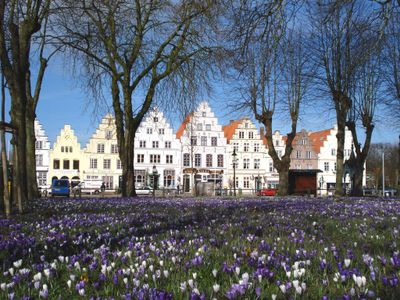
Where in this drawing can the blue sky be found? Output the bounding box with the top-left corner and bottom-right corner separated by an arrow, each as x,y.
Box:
9,56 -> 398,147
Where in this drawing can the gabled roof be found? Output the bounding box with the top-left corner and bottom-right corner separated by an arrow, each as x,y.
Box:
222,119 -> 244,143
176,112 -> 194,140
308,128 -> 333,154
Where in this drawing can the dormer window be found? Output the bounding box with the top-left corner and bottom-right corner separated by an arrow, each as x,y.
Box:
154,117 -> 158,122
202,112 -> 206,117
105,130 -> 112,139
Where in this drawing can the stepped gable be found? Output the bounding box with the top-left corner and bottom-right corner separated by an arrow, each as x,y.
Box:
222,119 -> 244,143
308,128 -> 333,154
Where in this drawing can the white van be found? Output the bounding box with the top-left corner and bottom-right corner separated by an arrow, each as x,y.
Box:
72,180 -> 103,195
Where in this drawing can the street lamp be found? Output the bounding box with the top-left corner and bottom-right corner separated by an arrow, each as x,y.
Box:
152,165 -> 158,200
232,148 -> 237,197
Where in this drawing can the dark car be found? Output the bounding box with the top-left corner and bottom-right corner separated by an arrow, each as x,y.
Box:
51,179 -> 70,197
257,188 -> 278,196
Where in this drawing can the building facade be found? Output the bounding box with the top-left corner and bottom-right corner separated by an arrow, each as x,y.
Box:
310,126 -> 362,195
176,102 -> 228,194
289,129 -> 319,170
34,119 -> 51,189
83,114 -> 121,190
223,118 -> 269,194
48,125 -> 84,186
134,107 -> 181,189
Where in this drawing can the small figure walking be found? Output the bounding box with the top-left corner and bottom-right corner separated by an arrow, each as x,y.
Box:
101,182 -> 106,197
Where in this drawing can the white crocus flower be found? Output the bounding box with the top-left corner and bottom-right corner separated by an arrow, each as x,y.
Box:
67,280 -> 72,289
13,260 -> 22,268
213,283 -> 220,293
344,259 -> 351,268
212,269 -> 218,277
279,284 -> 286,294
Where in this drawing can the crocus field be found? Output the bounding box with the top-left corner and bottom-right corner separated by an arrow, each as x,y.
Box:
1,197 -> 400,299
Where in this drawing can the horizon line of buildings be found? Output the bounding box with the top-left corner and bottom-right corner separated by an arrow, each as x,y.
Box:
35,101 -> 361,195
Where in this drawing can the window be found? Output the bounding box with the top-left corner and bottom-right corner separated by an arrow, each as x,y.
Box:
269,162 -> 273,172
244,143 -> 249,152
206,124 -> 211,131
166,155 -> 173,164
152,141 -> 159,148
117,160 -> 122,169
277,150 -> 282,158
202,112 -> 206,117
37,172 -> 47,186
65,146 -> 69,153
190,136 -> 197,146
254,143 -> 259,152
233,143 -> 239,152
90,158 -> 98,169
331,149 -> 336,156
234,177 -> 239,188
103,159 -> 111,169
245,123 -> 249,128
206,154 -> 213,167
63,160 -> 70,169
296,151 -> 301,159
239,131 -> 244,138
334,162 -> 337,171
36,154 -> 43,167
35,141 -> 43,149
201,136 -> 207,146
306,151 -> 311,159
165,141 -> 171,148
147,128 -> 153,134
153,117 -> 158,122
159,128 -> 165,135
97,144 -> 105,153
243,177 -> 250,188
69,147 -> 73,153
61,146 -> 64,152
137,154 -> 144,163
195,154 -> 201,167
324,162 -> 329,172
243,158 -> 250,169
211,137 -> 217,146
248,131 -> 254,139
53,159 -> 60,169
139,141 -> 146,148
111,144 -> 119,154
183,153 -> 190,167
105,130 -> 112,139
197,123 -> 203,131
301,139 -> 306,145
150,154 -> 161,163
295,164 -> 302,169
217,154 -> 224,167
254,158 -> 260,169
275,140 -> 279,146
73,160 -> 79,170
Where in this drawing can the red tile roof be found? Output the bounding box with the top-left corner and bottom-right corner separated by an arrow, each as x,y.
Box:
222,119 -> 244,142
308,128 -> 333,154
176,112 -> 194,139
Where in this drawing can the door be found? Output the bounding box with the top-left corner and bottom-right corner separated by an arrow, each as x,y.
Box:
183,175 -> 190,193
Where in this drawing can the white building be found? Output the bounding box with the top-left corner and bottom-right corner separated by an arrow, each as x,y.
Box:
261,129 -> 286,189
82,114 -> 121,190
223,118 -> 269,194
309,125 -> 365,195
48,125 -> 84,186
134,107 -> 181,189
34,119 -> 51,189
176,102 -> 227,194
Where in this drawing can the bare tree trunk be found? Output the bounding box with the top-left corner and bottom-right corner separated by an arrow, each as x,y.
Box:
352,163 -> 364,196
278,165 -> 290,195
335,115 -> 346,197
25,108 -> 38,200
1,70 -> 9,216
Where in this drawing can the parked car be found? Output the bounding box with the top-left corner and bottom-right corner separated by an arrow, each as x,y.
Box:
51,179 -> 70,197
257,188 -> 278,196
136,186 -> 152,195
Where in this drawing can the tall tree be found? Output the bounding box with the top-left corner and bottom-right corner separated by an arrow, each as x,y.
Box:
310,0 -> 378,197
229,1 -> 312,195
0,0 -> 51,211
56,0 -> 219,197
346,55 -> 382,196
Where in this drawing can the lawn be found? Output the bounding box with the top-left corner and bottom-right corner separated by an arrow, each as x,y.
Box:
0,197 -> 399,299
